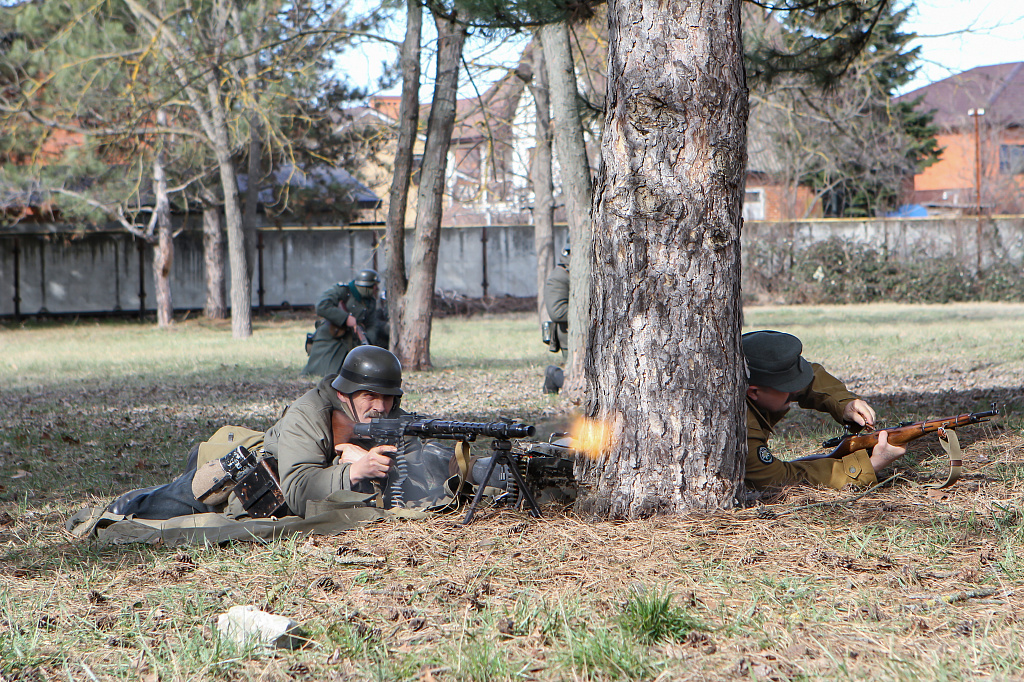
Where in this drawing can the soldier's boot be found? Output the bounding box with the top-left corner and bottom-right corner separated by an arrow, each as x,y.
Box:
106,484 -> 165,515
543,365 -> 564,394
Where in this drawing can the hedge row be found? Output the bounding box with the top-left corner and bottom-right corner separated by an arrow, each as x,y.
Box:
745,237 -> 1024,304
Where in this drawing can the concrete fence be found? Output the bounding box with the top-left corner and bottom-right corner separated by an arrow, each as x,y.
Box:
1,217 -> 1021,317
0,222 -> 568,317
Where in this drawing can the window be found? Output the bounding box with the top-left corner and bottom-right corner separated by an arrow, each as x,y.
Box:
999,144 -> 1024,175
743,188 -> 765,220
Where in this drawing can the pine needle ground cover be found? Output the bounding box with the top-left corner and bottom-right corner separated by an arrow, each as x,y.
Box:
1,303 -> 1023,681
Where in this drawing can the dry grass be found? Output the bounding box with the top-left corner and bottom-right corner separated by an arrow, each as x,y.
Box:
2,306 -> 1023,681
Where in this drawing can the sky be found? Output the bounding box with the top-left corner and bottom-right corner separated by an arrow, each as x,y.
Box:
340,0 -> 1024,101
899,0 -> 1024,95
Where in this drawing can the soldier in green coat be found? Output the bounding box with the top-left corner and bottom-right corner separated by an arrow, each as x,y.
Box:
102,347 -> 511,520
743,330 -> 907,489
542,242 -> 570,393
303,269 -> 389,377
104,346 -> 408,519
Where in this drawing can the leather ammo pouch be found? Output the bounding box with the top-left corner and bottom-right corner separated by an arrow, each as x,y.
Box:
231,456 -> 290,519
194,426 -> 290,519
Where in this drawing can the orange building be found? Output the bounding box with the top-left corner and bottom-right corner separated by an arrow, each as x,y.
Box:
898,63 -> 1024,215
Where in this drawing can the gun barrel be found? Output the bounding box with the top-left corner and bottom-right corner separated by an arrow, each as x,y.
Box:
405,419 -> 536,439
352,416 -> 536,442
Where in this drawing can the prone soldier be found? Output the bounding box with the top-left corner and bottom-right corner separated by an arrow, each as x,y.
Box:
744,330 -> 906,489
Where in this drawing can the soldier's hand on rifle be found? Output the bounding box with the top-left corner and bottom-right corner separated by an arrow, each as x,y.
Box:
335,442 -> 394,464
345,313 -> 358,330
869,430 -> 907,472
843,399 -> 876,429
346,444 -> 396,483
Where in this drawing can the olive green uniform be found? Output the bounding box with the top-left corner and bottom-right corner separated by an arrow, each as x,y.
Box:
746,364 -> 876,489
303,282 -> 389,377
544,264 -> 569,355
265,374 -> 403,517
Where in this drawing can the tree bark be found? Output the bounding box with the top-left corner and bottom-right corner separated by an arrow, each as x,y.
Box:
385,0 -> 422,353
152,110 -> 174,328
530,34 -> 555,322
244,112 -> 262,312
216,146 -> 251,338
576,0 -> 748,518
396,8 -> 466,370
541,21 -> 593,404
202,203 -> 227,319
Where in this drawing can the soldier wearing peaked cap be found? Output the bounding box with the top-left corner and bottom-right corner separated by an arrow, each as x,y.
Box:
743,330 -> 906,489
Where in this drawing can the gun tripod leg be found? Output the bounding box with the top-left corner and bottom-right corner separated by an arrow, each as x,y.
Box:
462,441 -> 542,525
462,454 -> 500,524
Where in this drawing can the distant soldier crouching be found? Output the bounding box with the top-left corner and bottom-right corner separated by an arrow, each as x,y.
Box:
304,268 -> 389,378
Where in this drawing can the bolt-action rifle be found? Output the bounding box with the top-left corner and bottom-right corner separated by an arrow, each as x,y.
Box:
797,404 -> 998,488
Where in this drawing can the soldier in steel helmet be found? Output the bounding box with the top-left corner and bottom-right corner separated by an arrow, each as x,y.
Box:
303,268 -> 389,377
271,345 -> 406,516
743,330 -> 907,489
106,347 -> 419,519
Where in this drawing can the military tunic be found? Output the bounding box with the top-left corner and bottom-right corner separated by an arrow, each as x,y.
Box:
303,282 -> 389,377
266,374 -> 403,517
543,264 -> 569,354
746,363 -> 876,489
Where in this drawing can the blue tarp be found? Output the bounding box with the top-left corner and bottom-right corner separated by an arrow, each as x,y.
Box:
886,204 -> 929,218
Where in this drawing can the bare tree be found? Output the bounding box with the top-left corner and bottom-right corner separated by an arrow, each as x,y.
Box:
385,0 -> 423,354
395,4 -> 467,370
540,20 -> 593,403
577,0 -> 747,518
529,36 -> 556,321
200,190 -> 228,320
152,109 -> 174,328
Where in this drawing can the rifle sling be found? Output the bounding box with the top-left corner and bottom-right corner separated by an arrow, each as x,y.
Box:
923,427 -> 962,490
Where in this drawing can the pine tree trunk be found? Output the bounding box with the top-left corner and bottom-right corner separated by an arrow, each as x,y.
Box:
541,21 -> 593,404
576,0 -> 748,518
202,204 -> 227,319
530,34 -> 555,321
385,0 -> 422,353
152,117 -> 174,328
397,8 -> 466,370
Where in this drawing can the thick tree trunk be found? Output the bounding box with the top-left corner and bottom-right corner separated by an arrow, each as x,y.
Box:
202,204 -> 227,319
576,0 -> 748,518
541,21 -> 593,404
151,119 -> 174,328
530,35 -> 555,321
385,0 -> 422,353
396,9 -> 466,370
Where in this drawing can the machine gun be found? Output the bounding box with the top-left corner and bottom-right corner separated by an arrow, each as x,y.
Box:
349,414 -> 542,523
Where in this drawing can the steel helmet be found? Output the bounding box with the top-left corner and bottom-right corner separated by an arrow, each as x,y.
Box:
331,345 -> 403,396
354,269 -> 380,287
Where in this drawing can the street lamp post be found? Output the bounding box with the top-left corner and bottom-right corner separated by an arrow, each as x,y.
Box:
968,107 -> 985,274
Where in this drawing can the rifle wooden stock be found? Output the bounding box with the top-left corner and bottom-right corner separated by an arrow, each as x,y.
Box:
810,406 -> 998,460
331,409 -> 355,450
